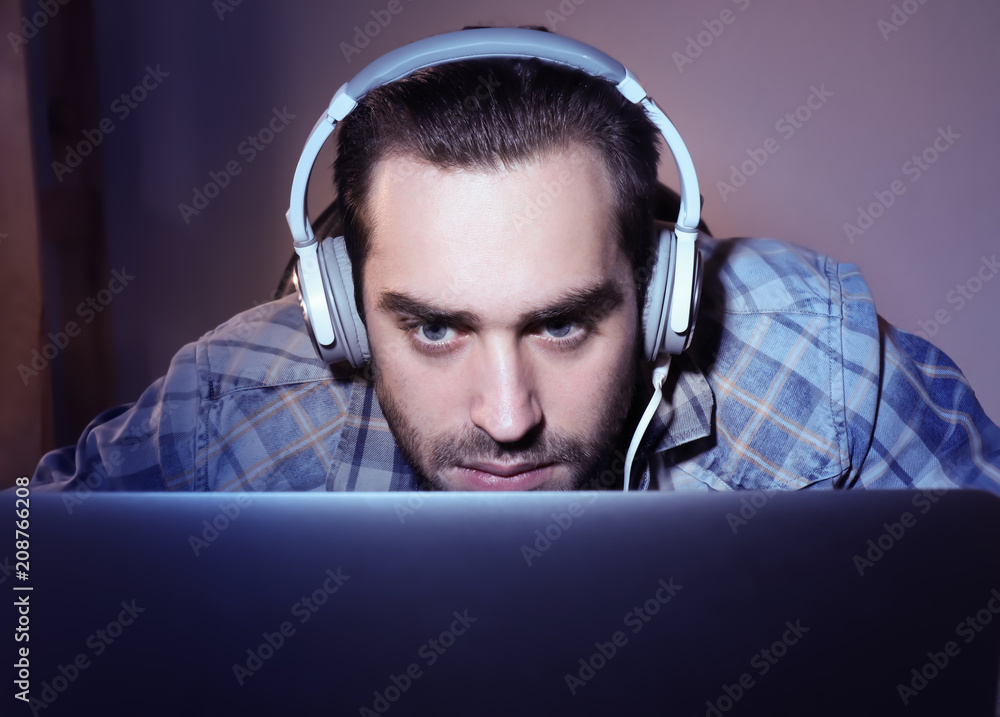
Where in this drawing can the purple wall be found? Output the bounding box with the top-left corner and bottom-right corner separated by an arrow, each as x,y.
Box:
86,0 -> 998,420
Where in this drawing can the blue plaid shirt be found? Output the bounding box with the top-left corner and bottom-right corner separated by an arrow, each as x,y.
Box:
31,237 -> 1000,495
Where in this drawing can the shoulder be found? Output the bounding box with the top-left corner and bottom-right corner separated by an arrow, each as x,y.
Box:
677,237 -> 876,490
187,294 -> 370,491
697,235 -> 871,318
32,294 -> 382,494
195,293 -> 340,397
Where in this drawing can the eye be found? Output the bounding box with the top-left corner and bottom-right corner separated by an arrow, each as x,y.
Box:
410,321 -> 458,348
543,319 -> 576,339
401,318 -> 464,356
414,322 -> 457,344
538,318 -> 589,347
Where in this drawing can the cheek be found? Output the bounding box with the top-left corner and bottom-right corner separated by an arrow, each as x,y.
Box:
535,319 -> 638,422
370,323 -> 465,424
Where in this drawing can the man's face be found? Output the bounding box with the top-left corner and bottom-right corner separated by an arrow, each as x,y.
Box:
361,146 -> 639,491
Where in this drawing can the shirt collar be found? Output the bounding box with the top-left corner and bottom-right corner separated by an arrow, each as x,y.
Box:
640,351 -> 716,458
326,374 -> 419,492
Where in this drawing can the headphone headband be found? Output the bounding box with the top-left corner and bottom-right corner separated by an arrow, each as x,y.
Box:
343,27 -> 628,101
286,28 -> 700,249
286,27 -> 702,359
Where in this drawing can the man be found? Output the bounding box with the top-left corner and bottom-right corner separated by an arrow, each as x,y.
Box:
31,29 -> 1000,495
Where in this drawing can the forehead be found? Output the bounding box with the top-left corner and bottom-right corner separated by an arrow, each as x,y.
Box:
364,147 -> 632,318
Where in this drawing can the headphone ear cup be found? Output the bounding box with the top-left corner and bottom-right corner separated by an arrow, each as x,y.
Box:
328,236 -> 370,364
642,222 -> 676,361
295,237 -> 370,367
295,247 -> 346,366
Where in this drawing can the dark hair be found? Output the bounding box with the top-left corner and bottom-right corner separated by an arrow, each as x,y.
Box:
333,54 -> 662,323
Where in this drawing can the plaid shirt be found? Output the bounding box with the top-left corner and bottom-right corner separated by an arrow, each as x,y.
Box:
31,237 -> 1000,495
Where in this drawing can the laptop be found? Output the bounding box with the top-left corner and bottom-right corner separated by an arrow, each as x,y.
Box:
9,489 -> 1000,715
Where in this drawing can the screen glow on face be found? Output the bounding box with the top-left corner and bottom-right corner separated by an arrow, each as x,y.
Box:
362,147 -> 639,491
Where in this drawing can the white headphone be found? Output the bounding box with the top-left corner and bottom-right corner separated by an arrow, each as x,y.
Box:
285,27 -> 702,368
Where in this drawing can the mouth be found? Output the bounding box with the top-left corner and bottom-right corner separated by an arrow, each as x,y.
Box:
452,461 -> 556,491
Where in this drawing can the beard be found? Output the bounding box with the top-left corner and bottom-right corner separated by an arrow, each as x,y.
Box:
370,345 -> 642,492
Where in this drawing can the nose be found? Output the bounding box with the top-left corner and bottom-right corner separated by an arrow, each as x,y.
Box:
469,337 -> 542,444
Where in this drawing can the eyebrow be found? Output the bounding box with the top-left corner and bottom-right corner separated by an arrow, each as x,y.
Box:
376,279 -> 625,330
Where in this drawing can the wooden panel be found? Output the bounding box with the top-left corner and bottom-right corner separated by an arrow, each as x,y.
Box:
0,0 -> 48,487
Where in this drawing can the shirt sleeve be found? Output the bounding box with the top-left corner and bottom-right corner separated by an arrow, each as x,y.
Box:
30,340 -> 203,492
837,262 -> 1000,493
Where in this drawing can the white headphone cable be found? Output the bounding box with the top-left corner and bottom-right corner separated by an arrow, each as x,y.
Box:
623,356 -> 672,492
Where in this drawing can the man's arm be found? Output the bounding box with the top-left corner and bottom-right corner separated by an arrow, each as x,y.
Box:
31,341 -> 202,492
837,263 -> 1000,492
